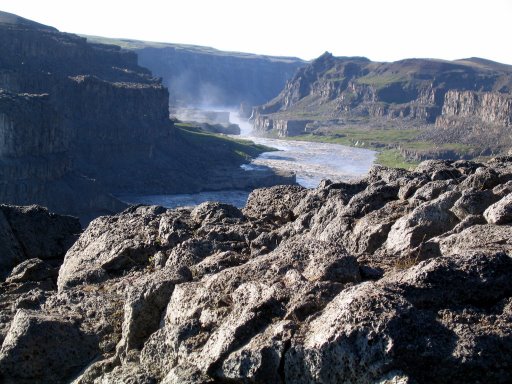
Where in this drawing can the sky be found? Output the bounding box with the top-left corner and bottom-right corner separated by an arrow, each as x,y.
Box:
2,0 -> 511,64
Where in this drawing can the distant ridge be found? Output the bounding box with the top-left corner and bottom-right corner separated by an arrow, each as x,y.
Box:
81,35 -> 304,63
0,10 -> 57,32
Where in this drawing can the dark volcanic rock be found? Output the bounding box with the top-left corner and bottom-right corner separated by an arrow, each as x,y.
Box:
2,158 -> 512,383
0,310 -> 98,384
0,205 -> 80,279
286,252 -> 512,384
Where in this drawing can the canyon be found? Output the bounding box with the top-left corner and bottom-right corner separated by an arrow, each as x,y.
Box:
1,9 -> 512,384
82,35 -> 305,109
0,11 -> 294,221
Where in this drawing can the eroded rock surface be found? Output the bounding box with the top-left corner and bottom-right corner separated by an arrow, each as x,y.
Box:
2,158 -> 512,383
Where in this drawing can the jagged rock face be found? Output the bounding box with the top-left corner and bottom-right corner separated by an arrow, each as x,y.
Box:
2,158 -> 512,383
252,53 -> 512,142
438,90 -> 512,127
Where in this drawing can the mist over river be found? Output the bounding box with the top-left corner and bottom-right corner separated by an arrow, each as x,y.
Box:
118,112 -> 376,208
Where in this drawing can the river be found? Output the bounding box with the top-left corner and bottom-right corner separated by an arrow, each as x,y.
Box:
118,113 -> 376,208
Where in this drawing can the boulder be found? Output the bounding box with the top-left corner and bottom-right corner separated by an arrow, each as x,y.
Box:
57,205 -> 190,290
220,320 -> 296,383
341,182 -> 399,218
285,252 -> 512,384
0,310 -> 98,383
0,205 -> 80,280
347,200 -> 411,255
459,166 -> 500,190
116,270 -> 186,362
439,224 -> 512,256
415,159 -> 457,177
410,179 -> 456,203
484,193 -> 512,224
450,188 -> 499,220
244,185 -> 307,222
385,191 -> 461,255
6,258 -> 56,284
191,202 -> 244,226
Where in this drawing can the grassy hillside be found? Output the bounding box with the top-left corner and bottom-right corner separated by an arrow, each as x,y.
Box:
174,123 -> 274,163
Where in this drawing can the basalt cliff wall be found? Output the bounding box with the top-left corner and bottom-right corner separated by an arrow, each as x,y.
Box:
0,12 -> 172,219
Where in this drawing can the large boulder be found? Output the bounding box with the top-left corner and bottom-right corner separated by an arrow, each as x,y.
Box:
484,193 -> 512,224
285,252 -> 512,383
0,310 -> 98,383
0,205 -> 80,280
451,189 -> 499,220
385,191 -> 460,255
244,185 -> 307,222
57,205 -> 192,290
346,200 -> 411,255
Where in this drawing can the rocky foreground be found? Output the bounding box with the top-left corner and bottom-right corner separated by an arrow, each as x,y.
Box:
1,158 -> 512,383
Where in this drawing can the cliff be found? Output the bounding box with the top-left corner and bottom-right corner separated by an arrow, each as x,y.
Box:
252,53 -> 512,156
0,12 -> 294,221
81,35 -> 306,108
1,157 -> 512,382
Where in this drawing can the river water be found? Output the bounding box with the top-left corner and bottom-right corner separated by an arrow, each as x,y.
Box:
119,112 -> 376,208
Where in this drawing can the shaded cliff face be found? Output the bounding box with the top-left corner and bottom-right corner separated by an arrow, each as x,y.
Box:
81,36 -> 305,108
0,13 -> 170,219
253,52 -> 512,147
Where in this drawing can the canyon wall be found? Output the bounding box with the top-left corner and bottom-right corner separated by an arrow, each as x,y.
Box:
436,90 -> 512,128
0,13 -> 171,219
136,46 -> 305,107
81,36 -> 306,109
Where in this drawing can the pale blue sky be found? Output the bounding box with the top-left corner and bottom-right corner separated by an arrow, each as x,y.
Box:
2,0 -> 511,64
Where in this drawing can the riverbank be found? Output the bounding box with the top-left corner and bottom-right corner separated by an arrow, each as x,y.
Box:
288,126 -> 483,169
119,116 -> 376,210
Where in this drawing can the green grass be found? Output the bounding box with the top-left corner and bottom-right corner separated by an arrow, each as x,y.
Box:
356,74 -> 408,88
294,128 -> 422,147
175,125 -> 275,161
376,149 -> 420,169
400,141 -> 473,154
292,127 -> 475,170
